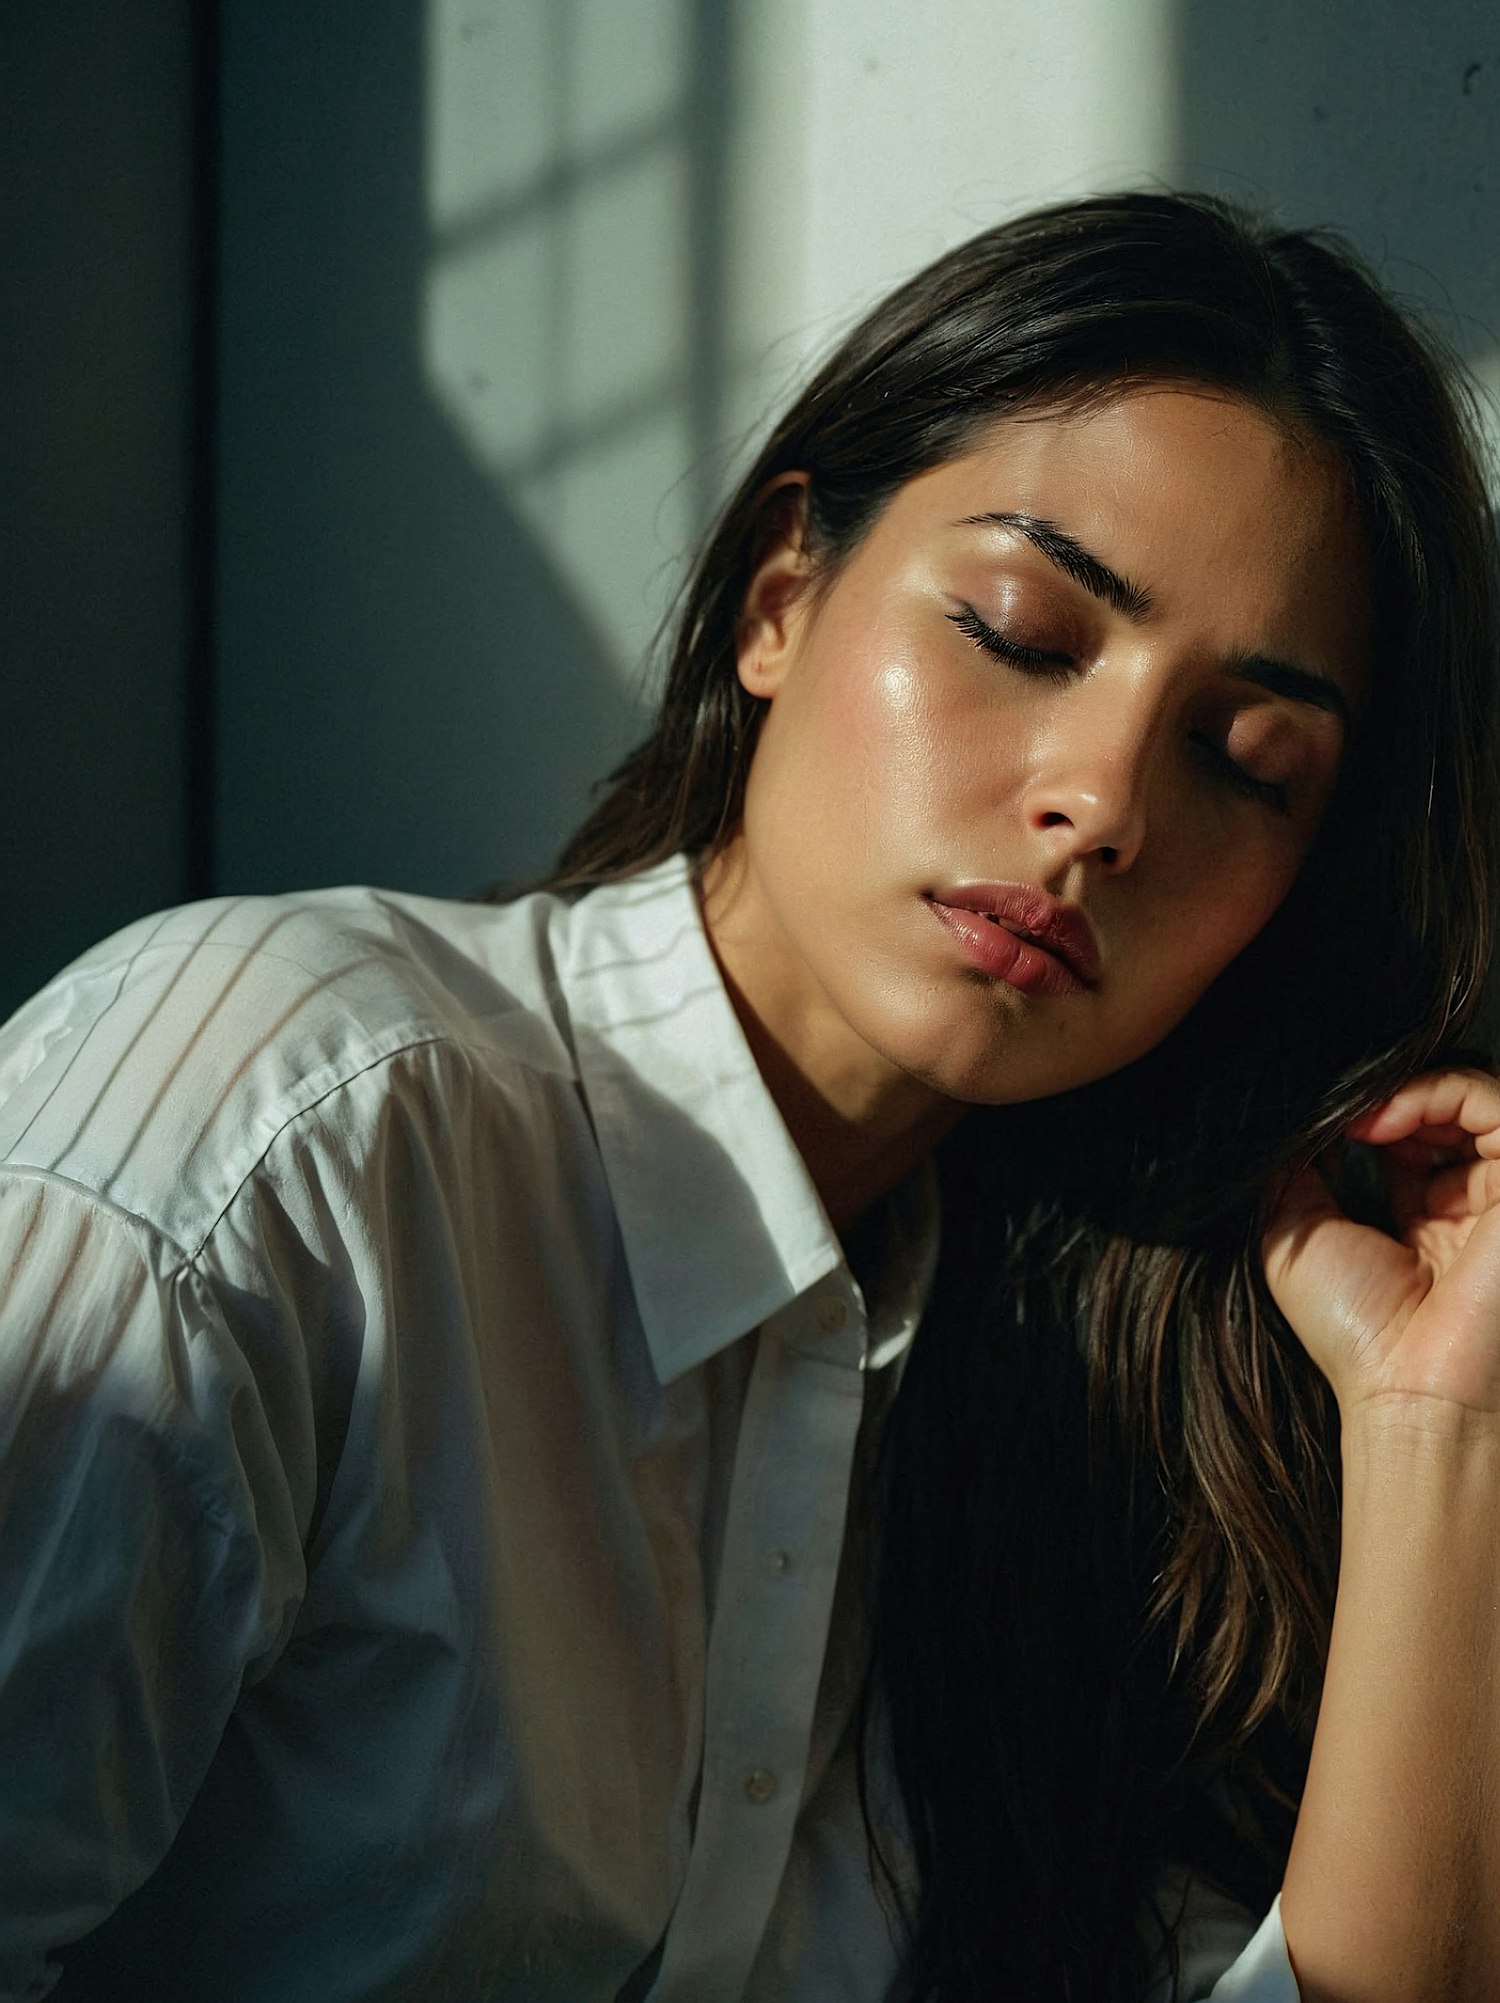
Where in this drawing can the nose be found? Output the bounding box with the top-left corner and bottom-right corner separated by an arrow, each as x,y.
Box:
1021,716 -> 1152,875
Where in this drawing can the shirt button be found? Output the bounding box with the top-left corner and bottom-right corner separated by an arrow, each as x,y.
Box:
743,1766 -> 778,1804
817,1296 -> 848,1334
767,1548 -> 792,1575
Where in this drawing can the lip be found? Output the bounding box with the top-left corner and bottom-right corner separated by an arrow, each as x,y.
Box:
923,882 -> 1101,994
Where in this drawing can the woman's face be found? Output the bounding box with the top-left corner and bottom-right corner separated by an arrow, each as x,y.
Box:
706,386 -> 1371,1111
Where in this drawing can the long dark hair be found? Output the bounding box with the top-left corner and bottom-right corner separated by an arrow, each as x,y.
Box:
478,192 -> 1500,1997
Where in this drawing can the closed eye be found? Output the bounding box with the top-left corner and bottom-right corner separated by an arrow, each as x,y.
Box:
949,603 -> 1294,816
947,604 -> 1075,684
1191,734 -> 1291,815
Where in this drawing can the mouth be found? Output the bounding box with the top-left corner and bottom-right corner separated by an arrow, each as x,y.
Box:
922,883 -> 1101,994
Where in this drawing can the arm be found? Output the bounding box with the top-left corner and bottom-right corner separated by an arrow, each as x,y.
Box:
0,1172 -> 303,1998
1278,1400 -> 1500,2001
1263,1070 -> 1500,2001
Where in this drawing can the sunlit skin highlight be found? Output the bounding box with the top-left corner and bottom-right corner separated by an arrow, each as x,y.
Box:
699,387 -> 1371,1231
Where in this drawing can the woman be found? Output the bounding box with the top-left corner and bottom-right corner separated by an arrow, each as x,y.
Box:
0,192 -> 1496,2002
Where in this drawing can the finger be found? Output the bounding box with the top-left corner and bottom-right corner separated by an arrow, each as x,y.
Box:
1346,1068 -> 1500,1158
1261,1161 -> 1425,1358
1412,1154 -> 1500,1222
1379,1131 -> 1477,1170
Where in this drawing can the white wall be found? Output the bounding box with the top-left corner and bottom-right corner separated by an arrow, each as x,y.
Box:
417,0 -> 1499,726
423,0 -> 710,697
726,0 -> 1499,482
419,0 -> 1183,707
735,0 -> 1176,408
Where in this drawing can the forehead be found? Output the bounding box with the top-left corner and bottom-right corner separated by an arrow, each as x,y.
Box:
879,386 -> 1372,695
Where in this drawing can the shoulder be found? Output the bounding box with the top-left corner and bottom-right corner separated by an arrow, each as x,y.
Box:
0,882 -> 584,1259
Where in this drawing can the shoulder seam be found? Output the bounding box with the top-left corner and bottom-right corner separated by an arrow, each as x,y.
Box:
0,1163 -> 194,1261
5,1033 -> 494,1281
181,1032 -> 483,1270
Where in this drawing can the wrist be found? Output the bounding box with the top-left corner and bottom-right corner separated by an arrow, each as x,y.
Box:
1340,1389 -> 1500,1467
1337,1395 -> 1500,1555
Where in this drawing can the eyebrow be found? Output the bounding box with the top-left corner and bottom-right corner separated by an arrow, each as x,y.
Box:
958,508 -> 1354,731
1226,653 -> 1353,731
959,510 -> 1153,618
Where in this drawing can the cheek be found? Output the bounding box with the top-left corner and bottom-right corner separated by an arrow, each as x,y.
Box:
856,656 -> 954,824
1105,879 -> 1287,1074
743,641 -> 926,898
829,651 -> 926,779
844,637 -> 1030,816
1148,839 -> 1303,1000
791,635 -> 948,832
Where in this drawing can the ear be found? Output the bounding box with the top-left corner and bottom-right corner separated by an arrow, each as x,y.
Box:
736,472 -> 814,700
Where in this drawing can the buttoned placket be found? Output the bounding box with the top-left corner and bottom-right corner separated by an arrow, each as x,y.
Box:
645,1271 -> 871,2001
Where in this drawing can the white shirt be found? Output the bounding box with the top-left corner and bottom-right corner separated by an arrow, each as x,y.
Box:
0,854 -> 1298,2001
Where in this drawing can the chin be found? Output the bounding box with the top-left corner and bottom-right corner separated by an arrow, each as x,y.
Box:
944,1058 -> 1112,1107
862,1005 -> 1079,1106
876,990 -> 1178,1107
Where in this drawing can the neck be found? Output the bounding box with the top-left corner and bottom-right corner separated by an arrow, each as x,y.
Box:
698,849 -> 965,1234
726,966 -> 962,1231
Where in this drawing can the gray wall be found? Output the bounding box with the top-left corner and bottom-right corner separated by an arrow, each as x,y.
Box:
1174,0 -> 1500,374
1,2 -> 195,1019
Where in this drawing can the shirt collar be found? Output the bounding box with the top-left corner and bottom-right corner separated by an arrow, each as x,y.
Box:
557,854 -> 937,1385
861,1158 -> 940,1373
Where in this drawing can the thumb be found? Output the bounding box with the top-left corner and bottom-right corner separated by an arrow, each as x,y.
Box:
1261,1154 -> 1425,1392
1260,1158 -> 1344,1295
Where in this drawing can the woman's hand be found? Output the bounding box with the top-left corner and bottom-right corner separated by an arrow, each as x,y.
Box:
1262,1067 -> 1500,1422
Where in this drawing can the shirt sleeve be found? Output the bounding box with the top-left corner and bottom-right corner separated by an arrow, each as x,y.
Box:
1145,1865 -> 1300,2002
0,1171 -> 307,2002
1199,1898 -> 1297,2000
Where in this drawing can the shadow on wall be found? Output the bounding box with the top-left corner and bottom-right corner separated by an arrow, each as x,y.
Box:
1172,0 -> 1500,366
214,0 -> 731,901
